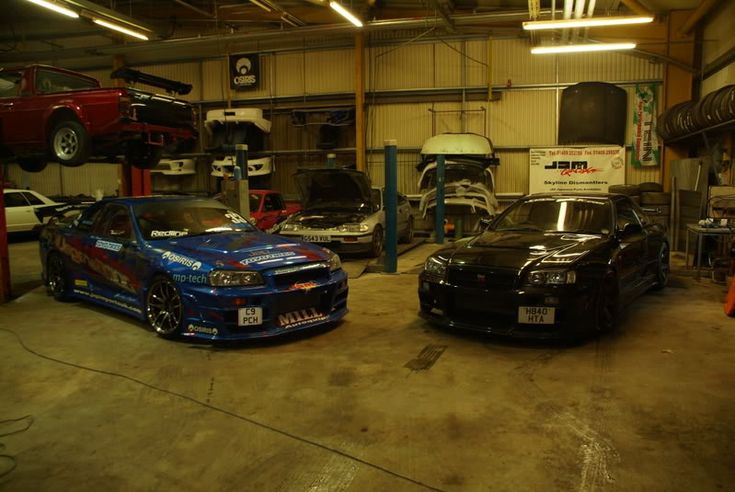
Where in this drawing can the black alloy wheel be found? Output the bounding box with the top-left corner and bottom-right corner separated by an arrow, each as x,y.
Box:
595,273 -> 619,333
370,225 -> 384,258
46,254 -> 70,301
146,276 -> 183,338
50,120 -> 90,166
652,243 -> 670,290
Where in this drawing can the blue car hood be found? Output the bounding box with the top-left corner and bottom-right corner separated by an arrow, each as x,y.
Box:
159,231 -> 329,271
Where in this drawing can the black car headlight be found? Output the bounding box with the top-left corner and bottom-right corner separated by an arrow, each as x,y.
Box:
424,256 -> 447,278
209,270 -> 264,286
525,269 -> 576,286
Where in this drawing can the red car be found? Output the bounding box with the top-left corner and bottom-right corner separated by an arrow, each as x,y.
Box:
249,190 -> 301,231
0,65 -> 196,172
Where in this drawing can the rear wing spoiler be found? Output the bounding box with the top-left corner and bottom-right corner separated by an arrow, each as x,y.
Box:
34,203 -> 91,223
111,67 -> 192,96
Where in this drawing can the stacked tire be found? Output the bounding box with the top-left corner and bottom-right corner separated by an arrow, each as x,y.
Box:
639,182 -> 670,229
657,85 -> 735,141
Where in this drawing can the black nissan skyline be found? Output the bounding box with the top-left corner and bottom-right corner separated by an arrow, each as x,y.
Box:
418,193 -> 669,340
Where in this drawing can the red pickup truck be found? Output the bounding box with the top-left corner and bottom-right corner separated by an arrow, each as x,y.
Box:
0,65 -> 196,172
249,189 -> 301,231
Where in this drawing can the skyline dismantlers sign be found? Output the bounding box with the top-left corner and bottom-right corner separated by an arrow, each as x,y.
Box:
529,146 -> 626,194
229,53 -> 260,90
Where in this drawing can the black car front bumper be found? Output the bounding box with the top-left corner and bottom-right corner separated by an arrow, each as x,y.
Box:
418,274 -> 597,339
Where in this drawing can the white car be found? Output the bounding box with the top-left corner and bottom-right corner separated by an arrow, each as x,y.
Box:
3,188 -> 60,232
205,108 -> 273,178
210,155 -> 274,178
151,158 -> 196,175
279,169 -> 414,257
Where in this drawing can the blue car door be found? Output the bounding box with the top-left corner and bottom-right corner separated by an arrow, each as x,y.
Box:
83,204 -> 147,315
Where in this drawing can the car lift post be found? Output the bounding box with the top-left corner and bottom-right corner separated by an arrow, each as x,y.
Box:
0,167 -> 10,302
384,140 -> 398,273
234,144 -> 250,218
434,154 -> 446,244
327,153 -> 336,169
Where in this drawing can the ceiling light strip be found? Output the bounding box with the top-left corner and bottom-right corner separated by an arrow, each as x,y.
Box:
93,18 -> 149,41
25,0 -> 79,18
249,0 -> 272,12
329,1 -> 363,28
523,15 -> 653,30
531,43 -> 636,54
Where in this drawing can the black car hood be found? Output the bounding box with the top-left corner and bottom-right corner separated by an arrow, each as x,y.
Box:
448,230 -> 607,270
294,169 -> 373,211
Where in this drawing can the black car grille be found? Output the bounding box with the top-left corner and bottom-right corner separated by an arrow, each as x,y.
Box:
448,267 -> 518,290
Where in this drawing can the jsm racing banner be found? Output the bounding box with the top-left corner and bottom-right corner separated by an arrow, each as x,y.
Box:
631,83 -> 659,167
529,146 -> 626,194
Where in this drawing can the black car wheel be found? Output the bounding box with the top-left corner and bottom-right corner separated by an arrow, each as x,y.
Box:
17,157 -> 48,173
370,225 -> 384,257
46,253 -> 71,301
50,120 -> 90,166
146,276 -> 183,338
400,217 -> 414,244
595,273 -> 619,333
126,141 -> 163,170
652,243 -> 670,290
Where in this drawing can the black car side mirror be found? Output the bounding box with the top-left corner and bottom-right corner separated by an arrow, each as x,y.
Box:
618,222 -> 643,236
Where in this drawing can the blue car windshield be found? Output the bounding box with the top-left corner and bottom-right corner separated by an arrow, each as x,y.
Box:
134,200 -> 254,240
493,198 -> 612,235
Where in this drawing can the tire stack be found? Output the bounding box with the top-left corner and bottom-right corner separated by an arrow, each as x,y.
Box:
638,182 -> 671,229
608,184 -> 641,205
657,85 -> 735,141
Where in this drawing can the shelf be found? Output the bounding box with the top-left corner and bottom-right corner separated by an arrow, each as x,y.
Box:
664,118 -> 735,145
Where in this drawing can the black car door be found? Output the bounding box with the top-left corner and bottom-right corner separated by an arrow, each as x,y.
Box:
614,197 -> 648,297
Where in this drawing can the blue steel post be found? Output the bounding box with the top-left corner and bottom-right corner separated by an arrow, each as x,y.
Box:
384,139 -> 398,273
235,144 -> 249,179
435,153 -> 445,244
327,153 -> 336,169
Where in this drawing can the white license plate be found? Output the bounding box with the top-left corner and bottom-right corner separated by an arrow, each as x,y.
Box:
303,235 -> 330,243
238,307 -> 263,326
518,306 -> 555,324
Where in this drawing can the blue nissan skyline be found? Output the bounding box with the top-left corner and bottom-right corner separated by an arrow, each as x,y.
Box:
39,196 -> 348,341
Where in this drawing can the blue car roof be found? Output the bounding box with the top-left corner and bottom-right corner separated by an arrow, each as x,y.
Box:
99,195 -> 217,206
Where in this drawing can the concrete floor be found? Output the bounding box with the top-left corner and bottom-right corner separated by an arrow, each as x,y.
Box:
1,236 -> 734,491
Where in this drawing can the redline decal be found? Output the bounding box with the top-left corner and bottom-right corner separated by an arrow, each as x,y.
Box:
292,281 -> 318,291
560,168 -> 601,176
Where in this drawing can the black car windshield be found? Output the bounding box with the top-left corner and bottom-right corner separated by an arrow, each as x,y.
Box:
493,198 -> 612,235
134,200 -> 254,240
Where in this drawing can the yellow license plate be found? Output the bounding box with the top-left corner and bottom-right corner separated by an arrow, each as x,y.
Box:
518,306 -> 555,324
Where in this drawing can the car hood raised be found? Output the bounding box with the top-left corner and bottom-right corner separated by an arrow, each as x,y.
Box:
290,210 -> 371,229
448,231 -> 607,270
294,169 -> 373,211
157,232 -> 329,271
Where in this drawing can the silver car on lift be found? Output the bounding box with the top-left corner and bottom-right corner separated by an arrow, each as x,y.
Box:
279,169 -> 413,257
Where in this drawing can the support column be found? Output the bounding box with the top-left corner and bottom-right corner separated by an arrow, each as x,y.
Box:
384,140 -> 398,273
355,32 -> 366,173
0,165 -> 10,302
434,154 -> 446,244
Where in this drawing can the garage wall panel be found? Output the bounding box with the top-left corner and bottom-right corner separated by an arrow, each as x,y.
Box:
465,39 -> 490,87
491,39 -> 557,86
434,42 -> 463,88
274,52 -> 305,97
201,59 -> 228,101
305,49 -> 354,93
369,43 -> 435,90
494,151 -> 529,195
488,90 -> 557,146
557,51 -> 662,84
6,163 -> 119,197
82,69 -> 113,88
368,103 -> 434,149
701,0 -> 735,94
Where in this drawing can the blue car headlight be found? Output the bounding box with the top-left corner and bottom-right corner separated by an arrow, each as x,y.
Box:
424,256 -> 447,278
327,250 -> 342,271
209,270 -> 264,286
525,270 -> 576,286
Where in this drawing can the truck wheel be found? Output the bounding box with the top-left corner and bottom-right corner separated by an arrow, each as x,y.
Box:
50,120 -> 90,166
126,142 -> 163,170
17,157 -> 48,172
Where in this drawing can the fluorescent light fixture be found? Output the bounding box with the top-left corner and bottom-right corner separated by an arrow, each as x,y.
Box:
523,15 -> 653,30
329,1 -> 363,28
249,0 -> 272,12
280,14 -> 300,27
25,0 -> 79,18
531,43 -> 636,54
94,18 -> 149,41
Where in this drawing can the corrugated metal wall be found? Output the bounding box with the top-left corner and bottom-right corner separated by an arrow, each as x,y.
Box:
701,0 -> 735,94
5,163 -> 119,198
21,36 -> 665,198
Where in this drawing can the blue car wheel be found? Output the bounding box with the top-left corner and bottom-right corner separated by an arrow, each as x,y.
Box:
46,253 -> 71,302
146,276 -> 183,338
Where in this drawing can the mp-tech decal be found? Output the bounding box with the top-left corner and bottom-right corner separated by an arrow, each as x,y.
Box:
162,251 -> 202,270
95,239 -> 123,252
172,273 -> 208,284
